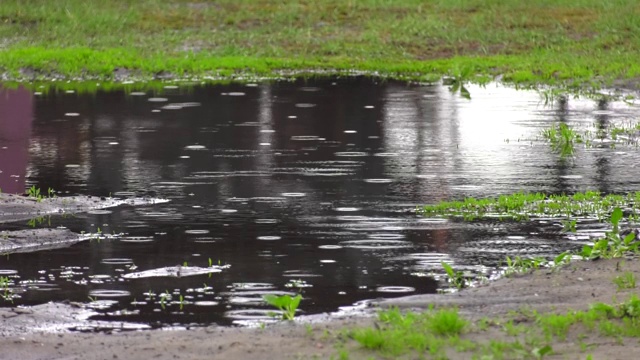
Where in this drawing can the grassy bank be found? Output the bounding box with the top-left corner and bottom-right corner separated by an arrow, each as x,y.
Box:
1,0 -> 640,85
341,295 -> 640,359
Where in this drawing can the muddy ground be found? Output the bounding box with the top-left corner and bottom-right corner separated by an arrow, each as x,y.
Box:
0,193 -> 168,254
0,258 -> 638,359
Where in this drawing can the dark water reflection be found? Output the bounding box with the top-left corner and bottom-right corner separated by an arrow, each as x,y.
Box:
1,77 -> 640,327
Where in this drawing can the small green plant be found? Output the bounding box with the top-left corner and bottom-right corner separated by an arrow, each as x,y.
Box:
580,239 -> 607,260
531,345 -> 553,359
613,272 -> 636,291
504,256 -> 517,276
0,276 -> 13,303
561,219 -> 577,232
336,348 -> 350,360
263,294 -> 302,320
305,323 -> 314,336
550,251 -> 571,271
502,319 -> 526,336
504,256 -> 545,276
26,186 -> 56,202
580,208 -> 639,260
159,290 -> 171,310
537,312 -> 577,340
26,216 -> 48,228
26,185 -> 42,201
593,295 -> 640,319
541,123 -> 581,156
427,308 -> 468,337
441,262 -> 466,289
476,318 -> 492,331
445,65 -> 473,100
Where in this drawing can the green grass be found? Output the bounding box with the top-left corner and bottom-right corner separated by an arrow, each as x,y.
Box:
427,308 -> 469,337
2,0 -> 640,85
538,120 -> 640,157
351,307 -> 468,357
541,123 -> 582,156
344,296 -> 640,359
419,190 -> 640,221
613,271 -> 637,291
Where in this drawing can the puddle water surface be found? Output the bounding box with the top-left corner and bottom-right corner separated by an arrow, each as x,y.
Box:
1,78 -> 640,327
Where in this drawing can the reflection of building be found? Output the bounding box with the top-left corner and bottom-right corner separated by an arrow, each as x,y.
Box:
0,86 -> 33,194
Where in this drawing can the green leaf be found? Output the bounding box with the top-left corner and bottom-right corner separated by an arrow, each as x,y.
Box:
624,232 -> 636,245
289,294 -> 302,310
611,207 -> 623,227
441,262 -> 454,278
532,344 -> 553,358
263,294 -> 281,308
554,252 -> 568,265
263,294 -> 302,320
594,239 -> 608,251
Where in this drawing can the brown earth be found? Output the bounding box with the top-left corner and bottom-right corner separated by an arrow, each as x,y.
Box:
0,257 -> 639,359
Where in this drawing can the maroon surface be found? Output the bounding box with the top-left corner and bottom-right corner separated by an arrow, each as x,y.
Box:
0,86 -> 33,194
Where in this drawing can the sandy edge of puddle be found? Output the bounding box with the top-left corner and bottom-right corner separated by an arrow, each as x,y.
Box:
0,258 -> 639,359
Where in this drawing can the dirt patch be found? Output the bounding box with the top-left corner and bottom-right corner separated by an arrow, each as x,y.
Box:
0,228 -> 91,254
0,193 -> 169,254
0,258 -> 639,359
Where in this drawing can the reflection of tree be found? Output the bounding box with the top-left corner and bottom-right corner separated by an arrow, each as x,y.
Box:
550,96 -> 572,193
380,83 -> 458,251
0,86 -> 33,194
592,98 -> 611,194
550,96 -> 611,194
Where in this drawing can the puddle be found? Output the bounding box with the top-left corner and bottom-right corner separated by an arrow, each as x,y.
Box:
1,77 -> 640,328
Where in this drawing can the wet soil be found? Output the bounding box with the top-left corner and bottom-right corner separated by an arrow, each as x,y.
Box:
0,193 -> 168,254
0,257 -> 638,359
